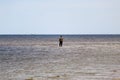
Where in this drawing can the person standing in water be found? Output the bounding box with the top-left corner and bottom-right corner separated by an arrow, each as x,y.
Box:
59,36 -> 63,47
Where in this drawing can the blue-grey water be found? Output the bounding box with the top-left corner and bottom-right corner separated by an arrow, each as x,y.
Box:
0,35 -> 120,42
0,35 -> 120,56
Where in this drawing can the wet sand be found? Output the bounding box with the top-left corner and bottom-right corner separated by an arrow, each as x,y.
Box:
0,40 -> 120,80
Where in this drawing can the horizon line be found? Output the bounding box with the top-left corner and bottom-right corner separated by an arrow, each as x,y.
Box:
0,34 -> 120,36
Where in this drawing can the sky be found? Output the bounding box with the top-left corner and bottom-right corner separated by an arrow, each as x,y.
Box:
0,0 -> 120,34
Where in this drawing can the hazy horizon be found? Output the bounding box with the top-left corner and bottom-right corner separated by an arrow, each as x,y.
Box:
1,33 -> 120,35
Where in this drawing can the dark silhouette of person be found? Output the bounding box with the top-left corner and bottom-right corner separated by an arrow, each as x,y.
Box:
59,36 -> 63,47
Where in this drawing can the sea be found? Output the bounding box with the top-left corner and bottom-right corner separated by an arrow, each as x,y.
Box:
0,34 -> 120,55
1,35 -> 120,80
0,34 -> 120,42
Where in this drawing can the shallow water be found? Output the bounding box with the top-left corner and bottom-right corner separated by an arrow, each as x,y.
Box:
0,35 -> 120,80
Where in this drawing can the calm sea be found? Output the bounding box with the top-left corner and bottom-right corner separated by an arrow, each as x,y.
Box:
0,35 -> 120,56
0,35 -> 120,42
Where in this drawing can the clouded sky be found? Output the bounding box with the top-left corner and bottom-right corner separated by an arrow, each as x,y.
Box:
0,0 -> 120,34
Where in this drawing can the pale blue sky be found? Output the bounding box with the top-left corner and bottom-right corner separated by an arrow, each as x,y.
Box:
0,0 -> 120,34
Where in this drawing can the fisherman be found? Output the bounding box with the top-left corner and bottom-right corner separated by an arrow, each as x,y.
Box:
59,35 -> 63,47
